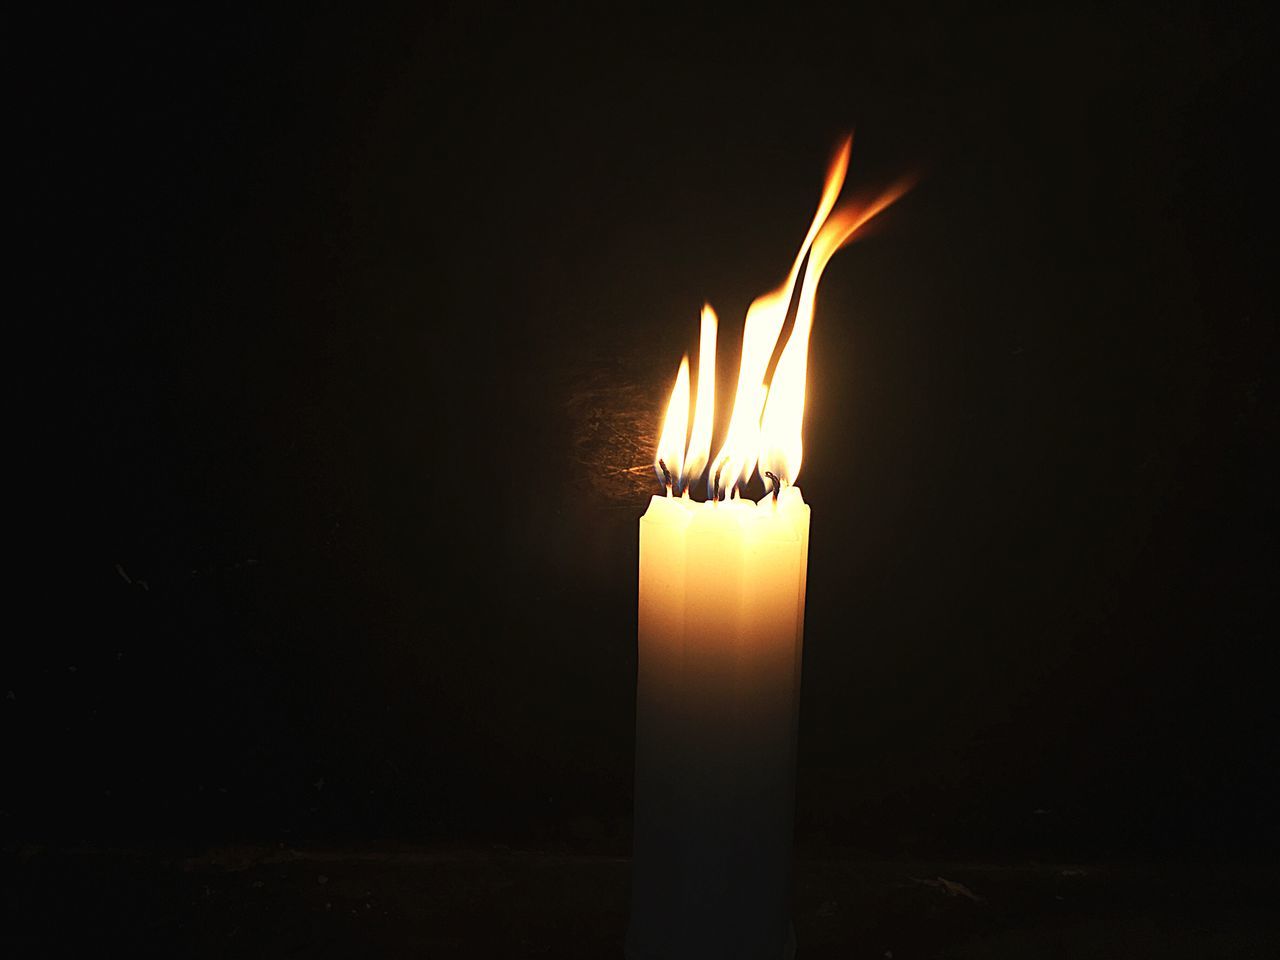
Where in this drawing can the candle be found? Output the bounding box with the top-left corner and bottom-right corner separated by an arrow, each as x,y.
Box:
627,138 -> 907,960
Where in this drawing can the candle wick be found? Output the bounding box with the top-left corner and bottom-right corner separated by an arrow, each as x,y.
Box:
658,458 -> 674,497
712,460 -> 725,504
765,471 -> 781,504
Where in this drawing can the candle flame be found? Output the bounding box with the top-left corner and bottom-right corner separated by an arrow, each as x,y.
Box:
652,136 -> 908,500
683,305 -> 718,486
708,136 -> 851,499
759,179 -> 913,490
654,355 -> 690,493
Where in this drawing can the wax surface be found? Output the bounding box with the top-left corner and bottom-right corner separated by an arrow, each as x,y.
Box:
629,490 -> 810,960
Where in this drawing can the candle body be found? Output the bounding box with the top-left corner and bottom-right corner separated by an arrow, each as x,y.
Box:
628,489 -> 810,960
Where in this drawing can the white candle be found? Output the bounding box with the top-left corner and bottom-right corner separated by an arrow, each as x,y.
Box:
630,491 -> 808,958
626,137 -> 906,959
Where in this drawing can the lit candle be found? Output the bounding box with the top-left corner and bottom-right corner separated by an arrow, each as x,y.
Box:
628,138 -> 907,960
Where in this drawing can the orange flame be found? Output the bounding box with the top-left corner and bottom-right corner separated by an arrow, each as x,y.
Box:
683,304 -> 718,485
653,355 -> 689,494
759,180 -> 912,490
652,136 -> 908,500
708,136 -> 852,499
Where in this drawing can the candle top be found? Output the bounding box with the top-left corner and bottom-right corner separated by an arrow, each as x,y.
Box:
642,486 -> 808,542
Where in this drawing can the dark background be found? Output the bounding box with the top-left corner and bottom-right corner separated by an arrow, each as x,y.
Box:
13,4 -> 1276,869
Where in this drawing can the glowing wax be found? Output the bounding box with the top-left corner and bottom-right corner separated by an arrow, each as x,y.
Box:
628,486 -> 809,960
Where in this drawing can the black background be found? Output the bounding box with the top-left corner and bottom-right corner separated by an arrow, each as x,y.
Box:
14,4 -> 1276,866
